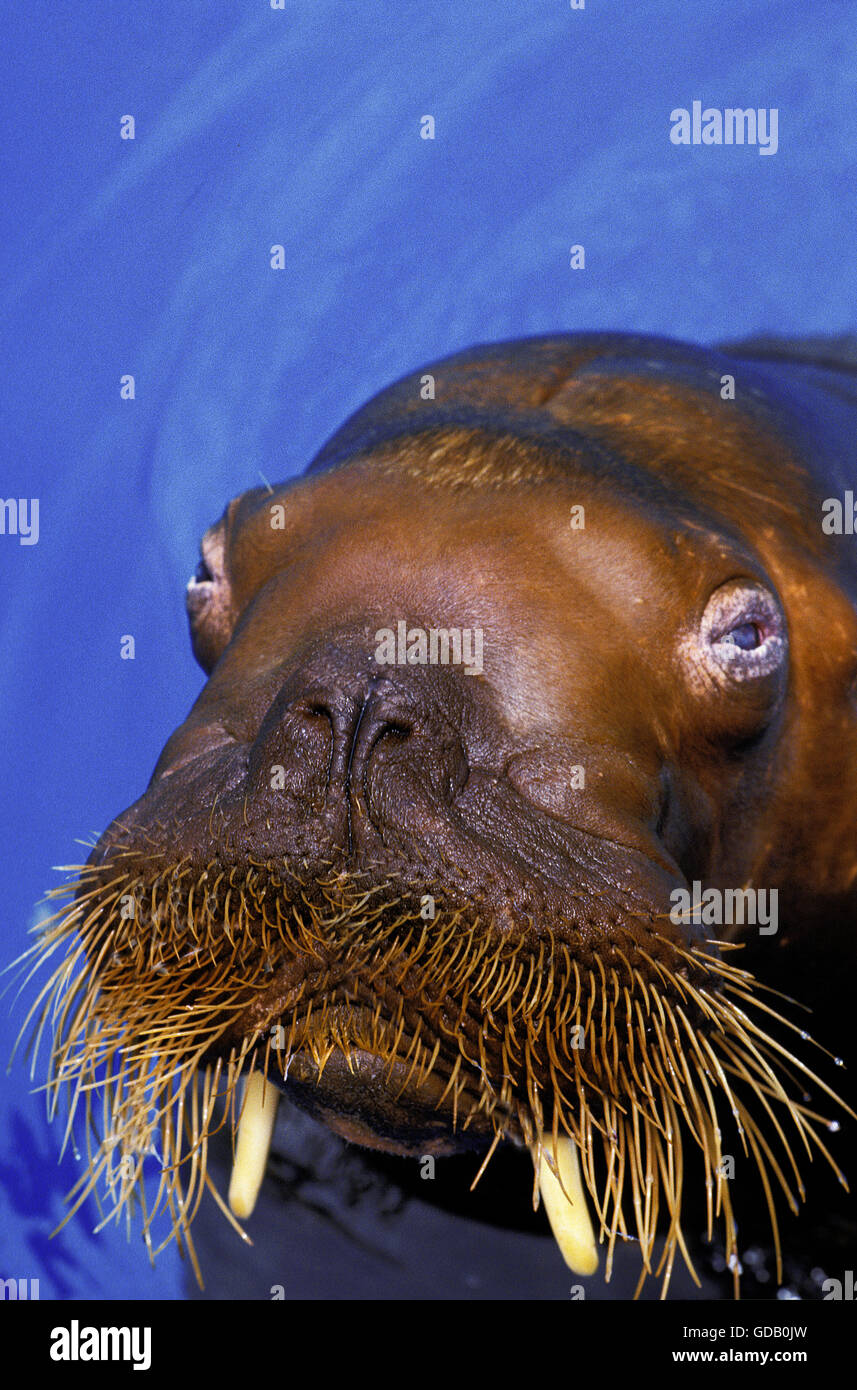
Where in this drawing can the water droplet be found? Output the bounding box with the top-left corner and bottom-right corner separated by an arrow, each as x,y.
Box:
828,1120 -> 841,1133
799,1030 -> 809,1041
834,1057 -> 845,1067
727,1254 -> 742,1274
777,1287 -> 800,1301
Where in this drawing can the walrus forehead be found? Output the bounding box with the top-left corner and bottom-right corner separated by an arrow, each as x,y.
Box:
222,431 -> 770,576
201,455 -> 773,693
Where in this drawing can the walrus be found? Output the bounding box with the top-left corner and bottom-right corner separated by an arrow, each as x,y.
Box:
20,331 -> 857,1298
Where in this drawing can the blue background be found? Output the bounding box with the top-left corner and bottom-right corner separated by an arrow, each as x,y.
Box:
1,0 -> 854,1299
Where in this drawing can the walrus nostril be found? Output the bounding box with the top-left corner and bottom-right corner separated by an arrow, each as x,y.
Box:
346,702 -> 413,795
353,712 -> 412,763
296,691 -> 414,785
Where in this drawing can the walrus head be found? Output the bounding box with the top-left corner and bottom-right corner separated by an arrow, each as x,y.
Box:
22,334 -> 855,1294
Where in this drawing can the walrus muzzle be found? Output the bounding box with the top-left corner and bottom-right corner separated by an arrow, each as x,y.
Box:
18,332 -> 856,1296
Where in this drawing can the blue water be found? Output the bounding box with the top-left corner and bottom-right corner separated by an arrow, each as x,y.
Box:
1,0 -> 854,1299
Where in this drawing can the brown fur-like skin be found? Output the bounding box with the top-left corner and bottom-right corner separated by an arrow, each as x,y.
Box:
71,333 -> 857,1289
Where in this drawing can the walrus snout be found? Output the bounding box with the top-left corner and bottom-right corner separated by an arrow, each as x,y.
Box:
245,650 -> 470,841
102,604 -> 691,957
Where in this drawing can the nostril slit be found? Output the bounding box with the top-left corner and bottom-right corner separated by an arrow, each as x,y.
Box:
304,700 -> 334,723
363,719 -> 411,766
374,717 -> 414,749
383,720 -> 411,739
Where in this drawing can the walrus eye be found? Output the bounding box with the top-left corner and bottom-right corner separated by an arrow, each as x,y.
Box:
185,527 -> 234,672
700,580 -> 787,682
187,538 -> 224,605
721,621 -> 762,650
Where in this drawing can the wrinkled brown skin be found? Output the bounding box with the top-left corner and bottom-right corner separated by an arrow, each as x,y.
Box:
92,333 -> 857,1158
